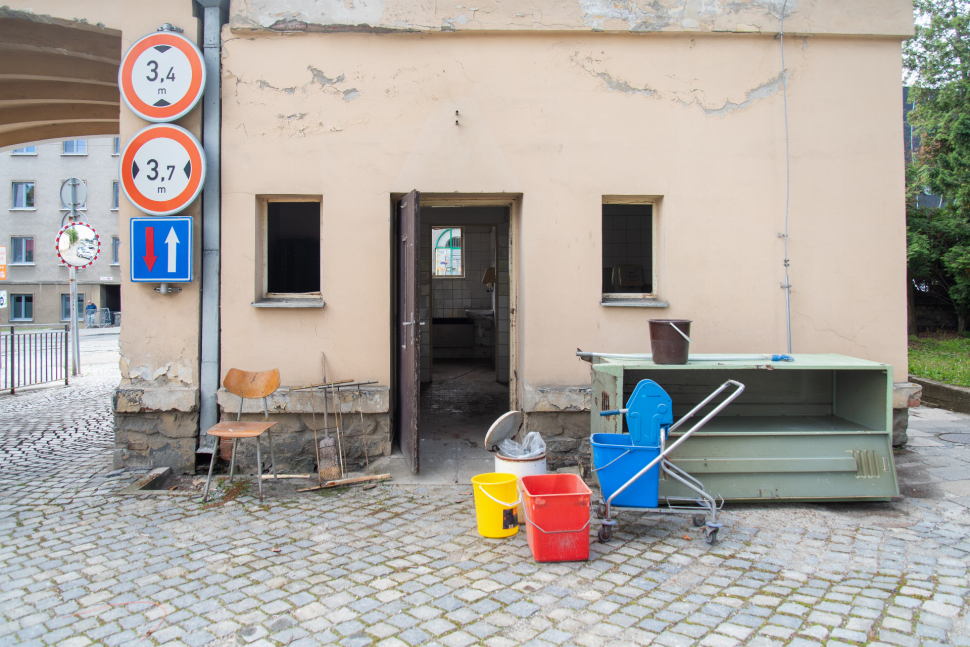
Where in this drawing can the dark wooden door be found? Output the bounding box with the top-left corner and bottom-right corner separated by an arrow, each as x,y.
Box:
397,191 -> 420,473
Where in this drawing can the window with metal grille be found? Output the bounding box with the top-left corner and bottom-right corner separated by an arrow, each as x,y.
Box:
602,203 -> 654,296
432,227 -> 464,277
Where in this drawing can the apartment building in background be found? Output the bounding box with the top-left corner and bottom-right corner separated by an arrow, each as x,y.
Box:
1,137 -> 122,327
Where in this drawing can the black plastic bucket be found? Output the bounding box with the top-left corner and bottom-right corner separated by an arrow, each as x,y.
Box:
648,319 -> 692,364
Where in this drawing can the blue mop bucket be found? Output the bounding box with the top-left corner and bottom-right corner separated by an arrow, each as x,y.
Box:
591,433 -> 660,508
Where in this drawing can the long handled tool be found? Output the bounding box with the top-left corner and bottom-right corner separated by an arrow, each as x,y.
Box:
313,384 -> 341,482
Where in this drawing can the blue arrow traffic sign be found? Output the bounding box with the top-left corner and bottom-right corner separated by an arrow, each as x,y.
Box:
130,217 -> 193,282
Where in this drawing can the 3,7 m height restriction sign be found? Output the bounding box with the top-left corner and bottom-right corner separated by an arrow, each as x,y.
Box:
120,124 -> 205,216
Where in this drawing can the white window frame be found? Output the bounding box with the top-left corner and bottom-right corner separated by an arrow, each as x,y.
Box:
11,294 -> 33,322
11,237 -> 34,265
111,237 -> 120,265
601,197 -> 660,302
111,181 -> 119,210
62,140 -> 87,155
431,226 -> 466,279
61,293 -> 84,321
112,137 -> 120,155
11,147 -> 36,155
11,182 -> 35,210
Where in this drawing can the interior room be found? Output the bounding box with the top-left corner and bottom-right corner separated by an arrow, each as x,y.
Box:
418,206 -> 511,473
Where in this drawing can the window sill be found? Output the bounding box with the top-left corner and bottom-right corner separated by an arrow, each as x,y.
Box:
11,153 -> 37,156
110,263 -> 120,267
251,298 -> 325,308
10,263 -> 35,266
60,153 -> 87,156
601,297 -> 669,308
10,208 -> 36,211
111,208 -> 118,211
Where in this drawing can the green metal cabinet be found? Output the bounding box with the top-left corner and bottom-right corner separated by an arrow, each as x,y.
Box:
590,354 -> 898,501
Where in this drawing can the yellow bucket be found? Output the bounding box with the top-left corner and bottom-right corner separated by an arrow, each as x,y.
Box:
471,472 -> 520,538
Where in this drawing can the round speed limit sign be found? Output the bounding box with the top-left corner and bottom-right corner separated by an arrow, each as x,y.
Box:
120,124 -> 206,216
119,30 -> 205,122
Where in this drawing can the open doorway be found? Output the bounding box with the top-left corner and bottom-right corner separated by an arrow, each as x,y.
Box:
419,207 -> 510,474
392,195 -> 514,478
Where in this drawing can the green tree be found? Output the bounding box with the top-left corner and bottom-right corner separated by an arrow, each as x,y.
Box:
904,0 -> 970,333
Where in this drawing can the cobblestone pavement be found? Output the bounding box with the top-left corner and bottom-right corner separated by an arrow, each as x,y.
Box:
2,348 -> 970,647
0,331 -> 119,489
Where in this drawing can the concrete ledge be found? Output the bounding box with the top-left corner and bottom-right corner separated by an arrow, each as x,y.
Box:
217,386 -> 389,415
909,376 -> 970,415
893,382 -> 923,409
113,387 -> 199,413
522,385 -> 591,412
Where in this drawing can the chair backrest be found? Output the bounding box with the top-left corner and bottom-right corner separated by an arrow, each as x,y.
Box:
223,368 -> 280,399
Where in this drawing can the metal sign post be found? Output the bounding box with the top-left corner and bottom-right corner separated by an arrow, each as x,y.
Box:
58,178 -> 97,377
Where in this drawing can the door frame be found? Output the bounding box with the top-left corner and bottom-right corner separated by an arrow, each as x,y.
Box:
390,193 -> 522,467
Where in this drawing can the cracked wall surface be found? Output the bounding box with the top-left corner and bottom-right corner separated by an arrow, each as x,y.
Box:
229,0 -> 913,37
219,26 -> 909,390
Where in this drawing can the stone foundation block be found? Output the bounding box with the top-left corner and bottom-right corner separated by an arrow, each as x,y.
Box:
217,412 -> 391,474
113,412 -> 198,473
524,411 -> 591,470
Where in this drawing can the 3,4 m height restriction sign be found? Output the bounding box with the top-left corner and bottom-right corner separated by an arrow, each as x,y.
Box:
120,124 -> 206,216
119,29 -> 205,122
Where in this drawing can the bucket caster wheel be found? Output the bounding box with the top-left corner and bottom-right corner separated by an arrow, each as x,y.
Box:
704,526 -> 720,545
595,504 -> 607,519
692,514 -> 707,527
598,525 -> 613,543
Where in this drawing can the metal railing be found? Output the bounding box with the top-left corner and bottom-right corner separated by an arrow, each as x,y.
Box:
0,325 -> 69,394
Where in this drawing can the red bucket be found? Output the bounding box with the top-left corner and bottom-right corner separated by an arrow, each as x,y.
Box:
520,474 -> 592,562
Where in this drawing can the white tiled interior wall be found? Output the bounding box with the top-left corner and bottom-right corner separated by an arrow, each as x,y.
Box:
419,208 -> 509,383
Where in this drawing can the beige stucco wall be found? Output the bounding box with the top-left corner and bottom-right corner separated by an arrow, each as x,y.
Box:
2,0 -> 202,391
220,24 -> 909,398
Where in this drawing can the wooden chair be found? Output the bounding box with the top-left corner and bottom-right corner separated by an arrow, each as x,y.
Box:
202,368 -> 280,502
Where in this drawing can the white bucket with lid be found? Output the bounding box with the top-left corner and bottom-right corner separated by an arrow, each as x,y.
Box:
485,411 -> 547,521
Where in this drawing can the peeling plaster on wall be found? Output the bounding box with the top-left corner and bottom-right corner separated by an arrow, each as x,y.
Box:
342,88 -> 360,101
572,52 -> 657,99
578,0 -> 798,32
308,66 -> 344,87
228,0 -> 909,35
596,71 -> 656,97
258,79 -> 296,94
699,72 -> 784,116
571,48 -> 789,116
232,0 -> 387,31
522,382 -> 592,412
120,357 -> 196,388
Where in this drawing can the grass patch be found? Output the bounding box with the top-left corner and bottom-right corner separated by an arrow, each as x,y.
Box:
909,332 -> 970,388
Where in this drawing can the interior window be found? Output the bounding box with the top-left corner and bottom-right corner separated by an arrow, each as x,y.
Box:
432,227 -> 464,277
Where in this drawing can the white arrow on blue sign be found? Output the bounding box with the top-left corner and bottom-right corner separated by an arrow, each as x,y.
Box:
130,216 -> 193,282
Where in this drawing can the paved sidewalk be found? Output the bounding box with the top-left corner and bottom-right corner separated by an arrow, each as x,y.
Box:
1,342 -> 970,647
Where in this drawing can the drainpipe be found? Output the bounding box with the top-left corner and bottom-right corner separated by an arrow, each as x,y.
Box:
196,0 -> 228,452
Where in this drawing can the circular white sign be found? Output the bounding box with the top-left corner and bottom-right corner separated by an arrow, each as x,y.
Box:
59,178 -> 87,210
120,124 -> 206,216
120,30 -> 205,122
55,223 -> 101,269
